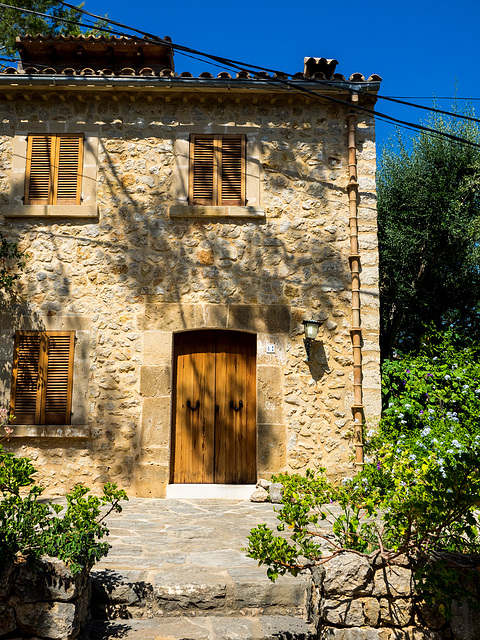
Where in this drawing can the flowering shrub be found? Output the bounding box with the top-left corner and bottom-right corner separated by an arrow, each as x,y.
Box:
247,329 -> 480,611
378,327 -> 480,446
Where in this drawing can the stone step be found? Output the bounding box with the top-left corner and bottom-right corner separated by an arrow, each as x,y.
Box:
90,567 -> 312,619
83,615 -> 316,640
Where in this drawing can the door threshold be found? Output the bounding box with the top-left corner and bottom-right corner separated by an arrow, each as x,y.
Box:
166,484 -> 256,500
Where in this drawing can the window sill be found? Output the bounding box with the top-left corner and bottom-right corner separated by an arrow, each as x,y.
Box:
2,205 -> 98,218
8,425 -> 90,438
170,205 -> 265,219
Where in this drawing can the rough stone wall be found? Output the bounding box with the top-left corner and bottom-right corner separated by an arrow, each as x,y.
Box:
0,557 -> 90,639
315,552 -> 480,639
0,91 -> 380,496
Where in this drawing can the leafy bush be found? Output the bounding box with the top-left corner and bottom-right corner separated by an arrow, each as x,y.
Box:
0,234 -> 26,290
247,328 -> 480,610
0,443 -> 128,575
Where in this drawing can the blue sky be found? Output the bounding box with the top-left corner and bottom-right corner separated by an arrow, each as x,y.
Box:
92,0 -> 479,154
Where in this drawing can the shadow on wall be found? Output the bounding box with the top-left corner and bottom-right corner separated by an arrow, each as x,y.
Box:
0,98 -> 373,490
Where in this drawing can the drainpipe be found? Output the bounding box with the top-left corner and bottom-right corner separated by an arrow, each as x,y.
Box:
347,93 -> 364,468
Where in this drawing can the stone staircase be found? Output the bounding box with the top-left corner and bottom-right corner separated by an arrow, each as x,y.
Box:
80,499 -> 317,640
83,566 -> 314,639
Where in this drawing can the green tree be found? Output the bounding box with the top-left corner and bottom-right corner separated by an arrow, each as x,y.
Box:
0,0 -> 105,60
377,109 -> 480,358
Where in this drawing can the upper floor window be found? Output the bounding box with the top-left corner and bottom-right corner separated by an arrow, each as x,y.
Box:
10,331 -> 75,425
189,134 -> 245,206
25,134 -> 83,205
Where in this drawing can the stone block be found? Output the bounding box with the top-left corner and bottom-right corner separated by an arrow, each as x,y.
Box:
141,397 -> 171,448
0,602 -> 16,636
227,305 -> 290,334
318,552 -> 373,596
257,423 -> 286,473
417,601 -> 446,630
269,482 -> 284,504
13,599 -> 77,639
204,304 -> 228,328
250,486 -> 269,502
257,366 -> 284,424
0,561 -> 17,598
451,598 -> 480,640
140,365 -> 171,397
373,566 -> 412,597
143,331 -> 172,365
322,596 -> 380,627
133,462 -> 169,497
379,597 -> 413,626
144,303 -> 204,331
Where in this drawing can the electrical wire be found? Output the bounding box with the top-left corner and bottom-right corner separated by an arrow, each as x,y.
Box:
1,1 -> 480,149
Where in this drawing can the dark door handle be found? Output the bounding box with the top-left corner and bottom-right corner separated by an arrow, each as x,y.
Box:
187,399 -> 200,412
230,400 -> 243,412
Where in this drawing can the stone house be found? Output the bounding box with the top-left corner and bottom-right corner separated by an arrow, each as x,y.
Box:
0,35 -> 381,497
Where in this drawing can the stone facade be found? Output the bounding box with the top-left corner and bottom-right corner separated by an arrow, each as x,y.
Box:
0,54 -> 381,497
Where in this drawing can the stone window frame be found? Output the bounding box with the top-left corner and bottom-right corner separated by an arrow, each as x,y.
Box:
170,126 -> 264,219
10,330 -> 75,426
1,321 -> 91,439
2,122 -> 99,218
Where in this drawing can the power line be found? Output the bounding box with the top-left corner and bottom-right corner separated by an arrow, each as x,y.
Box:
2,1 -> 480,150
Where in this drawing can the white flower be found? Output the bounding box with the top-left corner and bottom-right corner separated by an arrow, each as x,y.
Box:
444,374 -> 451,380
405,404 -> 411,409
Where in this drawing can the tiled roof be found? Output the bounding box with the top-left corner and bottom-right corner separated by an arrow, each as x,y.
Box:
1,65 -> 382,83
3,35 -> 381,84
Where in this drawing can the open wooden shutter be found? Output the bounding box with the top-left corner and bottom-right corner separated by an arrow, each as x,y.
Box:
10,332 -> 42,424
25,134 -> 83,205
44,333 -> 75,424
220,136 -> 245,206
190,135 -> 217,205
10,331 -> 74,425
25,135 -> 54,204
55,136 -> 83,205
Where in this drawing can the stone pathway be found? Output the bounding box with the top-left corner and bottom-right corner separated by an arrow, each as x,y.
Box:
82,498 -> 337,639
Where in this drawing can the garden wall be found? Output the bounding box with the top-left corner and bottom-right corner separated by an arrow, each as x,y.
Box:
314,552 -> 480,640
0,556 -> 89,639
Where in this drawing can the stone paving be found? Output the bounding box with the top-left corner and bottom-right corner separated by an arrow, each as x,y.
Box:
83,498 -> 338,639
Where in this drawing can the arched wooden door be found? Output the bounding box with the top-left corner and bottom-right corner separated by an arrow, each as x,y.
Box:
171,330 -> 256,484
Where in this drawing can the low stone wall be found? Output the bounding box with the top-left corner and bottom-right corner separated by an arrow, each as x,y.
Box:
313,552 -> 480,640
0,556 -> 90,639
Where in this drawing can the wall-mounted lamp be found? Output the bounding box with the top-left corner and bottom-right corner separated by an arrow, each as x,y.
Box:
302,319 -> 323,362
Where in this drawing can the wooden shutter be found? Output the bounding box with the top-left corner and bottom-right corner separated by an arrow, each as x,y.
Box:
190,135 -> 245,206
25,135 -> 54,204
44,333 -> 75,424
55,135 -> 83,205
220,136 -> 245,206
190,135 -> 216,205
10,332 -> 42,424
10,331 -> 74,425
25,134 -> 83,205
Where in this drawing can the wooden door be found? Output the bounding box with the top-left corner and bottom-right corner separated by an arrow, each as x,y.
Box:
171,330 -> 256,484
